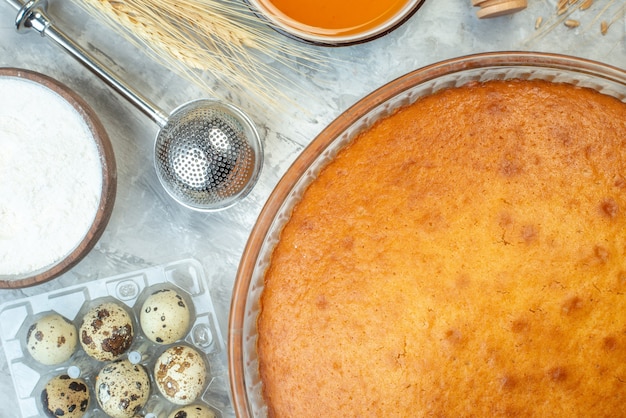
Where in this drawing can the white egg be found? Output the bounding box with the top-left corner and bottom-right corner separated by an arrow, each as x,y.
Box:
41,374 -> 90,418
140,288 -> 191,344
168,403 -> 217,418
96,359 -> 150,418
79,301 -> 134,361
26,313 -> 77,365
154,345 -> 208,405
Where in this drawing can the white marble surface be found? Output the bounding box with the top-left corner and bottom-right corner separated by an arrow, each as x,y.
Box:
0,0 -> 624,416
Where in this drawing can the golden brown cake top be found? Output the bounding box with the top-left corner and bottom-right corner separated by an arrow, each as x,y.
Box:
258,79 -> 626,417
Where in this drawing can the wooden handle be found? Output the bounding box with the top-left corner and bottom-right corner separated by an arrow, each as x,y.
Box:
473,0 -> 528,19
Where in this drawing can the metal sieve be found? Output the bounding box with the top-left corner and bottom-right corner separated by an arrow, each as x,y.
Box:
8,0 -> 263,211
155,99 -> 261,210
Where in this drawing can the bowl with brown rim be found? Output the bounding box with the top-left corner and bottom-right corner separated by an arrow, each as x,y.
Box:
0,68 -> 116,289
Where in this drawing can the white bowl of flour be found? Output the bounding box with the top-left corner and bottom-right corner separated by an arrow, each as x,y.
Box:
0,68 -> 116,288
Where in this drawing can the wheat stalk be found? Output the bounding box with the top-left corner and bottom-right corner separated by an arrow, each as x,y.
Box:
72,0 -> 325,108
528,0 -> 625,43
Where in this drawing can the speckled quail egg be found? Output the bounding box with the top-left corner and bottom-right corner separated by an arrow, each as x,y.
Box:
96,359 -> 150,418
140,288 -> 191,344
41,374 -> 90,418
79,301 -> 134,361
154,345 -> 208,405
168,404 -> 217,418
26,313 -> 77,365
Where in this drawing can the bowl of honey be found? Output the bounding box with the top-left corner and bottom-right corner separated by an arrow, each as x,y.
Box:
247,0 -> 426,45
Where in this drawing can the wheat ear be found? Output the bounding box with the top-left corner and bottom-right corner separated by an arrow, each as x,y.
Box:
73,0 -> 325,108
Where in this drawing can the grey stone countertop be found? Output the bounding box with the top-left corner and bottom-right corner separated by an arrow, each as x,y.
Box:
0,0 -> 624,416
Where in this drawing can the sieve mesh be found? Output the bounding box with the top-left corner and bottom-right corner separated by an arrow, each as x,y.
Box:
154,100 -> 261,210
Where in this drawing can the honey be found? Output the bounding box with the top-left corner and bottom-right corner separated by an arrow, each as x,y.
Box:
255,0 -> 414,38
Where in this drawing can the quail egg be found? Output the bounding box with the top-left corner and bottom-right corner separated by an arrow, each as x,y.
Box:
140,288 -> 191,344
168,404 -> 217,418
96,359 -> 150,418
154,345 -> 208,405
80,301 -> 134,361
41,374 -> 90,418
26,313 -> 77,365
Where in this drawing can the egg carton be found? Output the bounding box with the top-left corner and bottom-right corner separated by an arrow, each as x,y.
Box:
0,258 -> 231,418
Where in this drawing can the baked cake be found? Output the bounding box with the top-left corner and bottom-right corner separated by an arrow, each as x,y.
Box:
257,79 -> 626,417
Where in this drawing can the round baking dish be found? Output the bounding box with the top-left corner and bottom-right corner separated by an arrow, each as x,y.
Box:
228,52 -> 626,417
246,0 -> 426,46
0,68 -> 116,289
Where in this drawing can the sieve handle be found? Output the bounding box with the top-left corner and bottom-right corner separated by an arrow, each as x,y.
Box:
6,0 -> 169,128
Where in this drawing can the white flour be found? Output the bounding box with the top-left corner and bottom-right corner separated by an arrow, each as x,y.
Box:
0,77 -> 102,276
